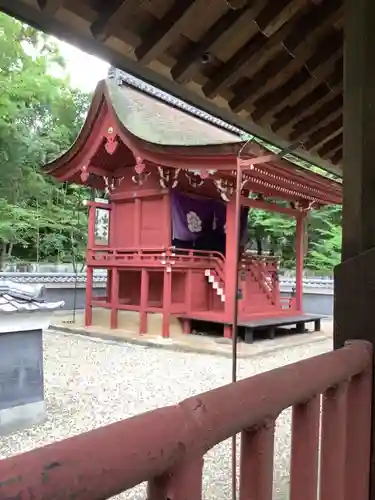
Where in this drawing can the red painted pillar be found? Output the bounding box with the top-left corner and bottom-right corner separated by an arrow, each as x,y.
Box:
162,268 -> 172,338
140,268 -> 149,334
134,198 -> 141,247
185,269 -> 192,313
85,266 -> 93,327
106,270 -> 112,302
224,200 -> 237,338
183,269 -> 193,334
110,268 -> 119,329
295,213 -> 305,312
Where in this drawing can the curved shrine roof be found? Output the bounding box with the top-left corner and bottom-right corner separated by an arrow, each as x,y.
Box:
106,78 -> 242,147
44,78 -> 342,207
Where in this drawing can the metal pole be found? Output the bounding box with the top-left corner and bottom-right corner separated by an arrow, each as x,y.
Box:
232,158 -> 242,382
230,142 -> 299,500
231,158 -> 243,500
72,191 -> 81,324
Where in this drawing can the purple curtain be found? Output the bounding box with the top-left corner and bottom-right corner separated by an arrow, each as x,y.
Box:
171,190 -> 249,246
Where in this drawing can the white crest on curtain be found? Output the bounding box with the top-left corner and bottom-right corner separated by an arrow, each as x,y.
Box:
186,211 -> 202,233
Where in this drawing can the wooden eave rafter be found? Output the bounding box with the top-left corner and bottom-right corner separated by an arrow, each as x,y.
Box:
0,0 -> 345,175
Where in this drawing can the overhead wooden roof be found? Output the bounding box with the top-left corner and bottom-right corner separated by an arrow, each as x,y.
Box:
0,0 -> 343,176
44,77 -> 342,206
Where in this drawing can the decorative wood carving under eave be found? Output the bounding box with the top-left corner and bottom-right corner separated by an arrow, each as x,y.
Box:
132,157 -> 151,185
104,126 -> 119,155
157,167 -> 180,189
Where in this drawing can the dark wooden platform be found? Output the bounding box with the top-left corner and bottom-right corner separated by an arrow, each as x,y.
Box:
185,313 -> 324,344
239,314 -> 324,344
239,313 -> 322,329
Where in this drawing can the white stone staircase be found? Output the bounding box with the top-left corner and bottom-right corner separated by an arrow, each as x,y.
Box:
205,269 -> 226,302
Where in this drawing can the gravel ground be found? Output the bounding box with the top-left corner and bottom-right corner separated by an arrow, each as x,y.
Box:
0,331 -> 332,499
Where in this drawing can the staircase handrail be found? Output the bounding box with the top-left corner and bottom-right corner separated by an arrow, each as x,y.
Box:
241,255 -> 278,304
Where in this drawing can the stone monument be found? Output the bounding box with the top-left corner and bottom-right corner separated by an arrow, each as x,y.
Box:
0,280 -> 64,435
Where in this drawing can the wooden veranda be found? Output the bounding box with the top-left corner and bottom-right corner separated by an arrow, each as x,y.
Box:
1,0 -> 375,498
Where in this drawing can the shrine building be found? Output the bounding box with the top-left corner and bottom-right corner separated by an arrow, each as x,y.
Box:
44,73 -> 342,341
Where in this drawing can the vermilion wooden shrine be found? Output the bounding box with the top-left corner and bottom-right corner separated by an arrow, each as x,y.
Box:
44,75 -> 342,340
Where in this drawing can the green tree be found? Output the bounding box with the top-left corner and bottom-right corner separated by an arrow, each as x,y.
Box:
0,13 -> 90,269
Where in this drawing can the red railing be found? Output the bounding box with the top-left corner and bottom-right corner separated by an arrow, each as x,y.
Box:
0,341 -> 371,500
88,246 -> 225,271
241,254 -> 280,305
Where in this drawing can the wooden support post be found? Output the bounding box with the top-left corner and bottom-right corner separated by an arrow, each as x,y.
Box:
185,269 -> 193,316
140,268 -> 149,334
268,327 -> 276,340
296,322 -> 305,334
244,327 -> 254,344
162,268 -> 172,338
224,325 -> 232,339
134,198 -> 141,248
295,213 -> 305,313
106,269 -> 112,303
182,318 -> 191,335
110,268 -> 119,329
335,0 -> 375,497
85,266 -> 93,327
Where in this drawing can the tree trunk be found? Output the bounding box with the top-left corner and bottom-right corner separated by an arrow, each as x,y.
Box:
70,232 -> 77,274
0,241 -> 7,271
7,241 -> 13,260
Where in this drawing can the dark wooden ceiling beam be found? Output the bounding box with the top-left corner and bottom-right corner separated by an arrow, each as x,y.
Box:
318,133 -> 343,158
276,92 -> 342,139
228,4 -> 342,113
252,49 -> 341,125
290,96 -> 342,142
273,83 -> 329,127
320,143 -> 341,160
255,0 -> 304,37
271,54 -> 342,133
230,51 -> 296,112
170,4 -> 250,84
326,58 -> 343,92
202,0 -> 305,98
329,148 -> 342,165
283,0 -> 341,55
90,0 -> 131,42
135,0 -> 196,65
304,116 -> 343,150
249,69 -> 311,118
37,0 -> 64,15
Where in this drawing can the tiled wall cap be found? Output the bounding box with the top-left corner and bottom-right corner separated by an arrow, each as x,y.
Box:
0,281 -> 64,313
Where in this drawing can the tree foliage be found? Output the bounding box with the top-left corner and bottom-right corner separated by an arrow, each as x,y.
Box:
247,204 -> 342,273
0,13 -> 90,269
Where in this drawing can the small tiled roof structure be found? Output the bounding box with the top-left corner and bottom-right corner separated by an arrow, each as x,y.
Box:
0,281 -> 64,313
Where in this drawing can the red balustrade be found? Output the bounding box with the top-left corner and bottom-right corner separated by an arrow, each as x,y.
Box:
0,341 -> 371,500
